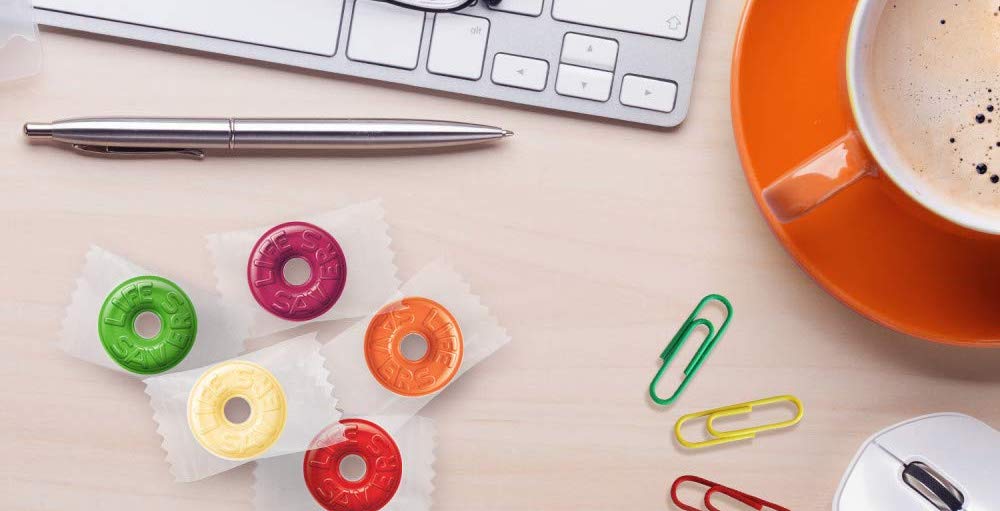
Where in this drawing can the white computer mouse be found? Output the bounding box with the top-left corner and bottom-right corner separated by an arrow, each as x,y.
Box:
833,413 -> 1000,510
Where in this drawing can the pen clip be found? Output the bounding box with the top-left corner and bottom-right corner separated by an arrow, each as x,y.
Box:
71,145 -> 205,160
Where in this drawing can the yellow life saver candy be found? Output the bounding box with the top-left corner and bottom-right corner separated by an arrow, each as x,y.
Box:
187,360 -> 287,460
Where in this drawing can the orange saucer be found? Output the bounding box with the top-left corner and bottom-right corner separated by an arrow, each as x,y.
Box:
732,0 -> 1000,346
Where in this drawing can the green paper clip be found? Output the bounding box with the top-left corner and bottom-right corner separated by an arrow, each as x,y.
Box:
649,294 -> 733,406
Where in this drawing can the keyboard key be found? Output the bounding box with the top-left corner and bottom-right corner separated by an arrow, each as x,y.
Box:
555,64 -> 613,102
552,0 -> 693,40
428,14 -> 490,80
488,0 -> 544,16
491,53 -> 549,91
347,0 -> 425,69
620,75 -> 678,113
34,0 -> 346,55
561,33 -> 618,72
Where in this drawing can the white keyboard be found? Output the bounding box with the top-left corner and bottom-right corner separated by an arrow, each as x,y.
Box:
34,0 -> 707,128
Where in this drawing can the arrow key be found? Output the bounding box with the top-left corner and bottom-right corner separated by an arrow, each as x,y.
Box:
620,74 -> 678,113
555,64 -> 613,102
560,33 -> 619,72
492,53 -> 549,91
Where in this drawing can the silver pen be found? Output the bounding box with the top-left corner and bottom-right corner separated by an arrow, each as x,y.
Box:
23,117 -> 514,159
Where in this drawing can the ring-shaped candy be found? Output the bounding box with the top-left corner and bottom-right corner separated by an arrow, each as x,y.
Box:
303,418 -> 403,511
247,221 -> 348,321
187,360 -> 287,460
364,297 -> 464,397
97,275 -> 197,374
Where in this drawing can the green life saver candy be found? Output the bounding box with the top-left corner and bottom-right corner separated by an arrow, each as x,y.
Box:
97,276 -> 198,374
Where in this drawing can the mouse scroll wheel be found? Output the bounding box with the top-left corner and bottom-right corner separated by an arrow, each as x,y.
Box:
902,462 -> 965,511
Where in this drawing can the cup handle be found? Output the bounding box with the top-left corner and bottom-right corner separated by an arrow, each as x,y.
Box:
762,131 -> 877,222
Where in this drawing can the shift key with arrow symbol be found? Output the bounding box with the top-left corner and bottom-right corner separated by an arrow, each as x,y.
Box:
552,0 -> 693,41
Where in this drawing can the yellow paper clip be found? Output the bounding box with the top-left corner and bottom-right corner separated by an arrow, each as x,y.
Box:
674,395 -> 804,449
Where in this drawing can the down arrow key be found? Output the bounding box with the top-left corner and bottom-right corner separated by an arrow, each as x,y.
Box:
555,64 -> 613,101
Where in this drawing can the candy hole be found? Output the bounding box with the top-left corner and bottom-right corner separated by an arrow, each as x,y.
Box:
282,257 -> 312,286
224,397 -> 252,424
133,311 -> 162,339
400,333 -> 429,361
339,454 -> 367,482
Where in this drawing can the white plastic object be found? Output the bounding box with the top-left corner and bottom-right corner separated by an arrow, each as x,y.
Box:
253,416 -> 436,511
207,200 -> 399,339
34,0 -> 345,56
834,413 -> 1000,510
144,334 -> 342,482
0,0 -> 42,82
59,246 -> 247,376
322,260 -> 510,420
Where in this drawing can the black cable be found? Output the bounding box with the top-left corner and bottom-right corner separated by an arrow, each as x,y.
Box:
377,0 -> 500,13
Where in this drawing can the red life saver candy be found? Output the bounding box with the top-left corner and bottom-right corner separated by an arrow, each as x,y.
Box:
303,419 -> 403,511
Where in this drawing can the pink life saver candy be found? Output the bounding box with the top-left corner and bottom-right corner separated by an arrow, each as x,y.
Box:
247,221 -> 347,321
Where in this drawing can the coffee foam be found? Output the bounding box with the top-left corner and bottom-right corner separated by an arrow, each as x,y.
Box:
870,0 -> 1000,219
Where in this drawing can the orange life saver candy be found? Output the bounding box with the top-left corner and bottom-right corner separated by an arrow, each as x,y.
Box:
363,297 -> 463,397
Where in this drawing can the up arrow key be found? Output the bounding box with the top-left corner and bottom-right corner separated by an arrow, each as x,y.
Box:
562,34 -> 619,72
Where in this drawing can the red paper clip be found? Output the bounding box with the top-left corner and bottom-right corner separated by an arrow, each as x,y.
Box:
705,484 -> 790,511
670,475 -> 790,511
671,475 -> 720,511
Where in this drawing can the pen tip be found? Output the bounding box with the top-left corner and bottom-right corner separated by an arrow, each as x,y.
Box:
24,122 -> 53,139
502,129 -> 515,138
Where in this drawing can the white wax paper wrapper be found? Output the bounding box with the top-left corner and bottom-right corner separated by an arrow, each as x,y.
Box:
144,334 -> 341,482
253,416 -> 436,511
59,246 -> 245,375
323,261 -> 509,419
0,0 -> 43,82
207,200 -> 399,338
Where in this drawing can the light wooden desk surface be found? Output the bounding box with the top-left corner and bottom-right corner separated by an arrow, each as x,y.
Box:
3,3 -> 999,510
